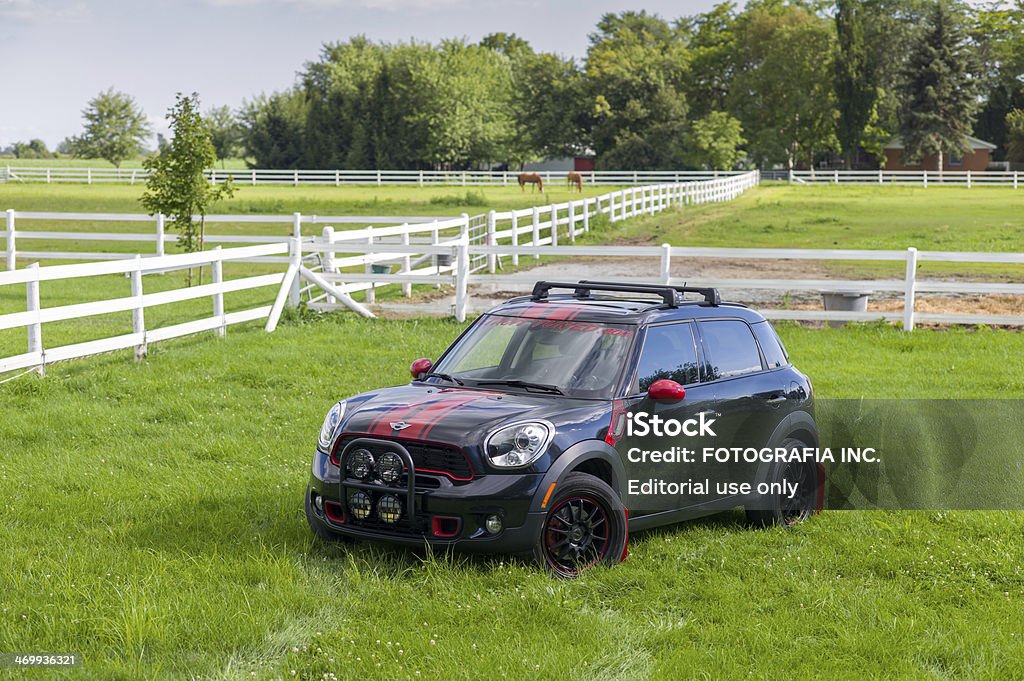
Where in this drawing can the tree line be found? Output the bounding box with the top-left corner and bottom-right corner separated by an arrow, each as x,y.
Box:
7,0 -> 1024,171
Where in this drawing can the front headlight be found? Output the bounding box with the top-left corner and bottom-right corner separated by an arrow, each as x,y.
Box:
485,421 -> 553,468
318,401 -> 346,452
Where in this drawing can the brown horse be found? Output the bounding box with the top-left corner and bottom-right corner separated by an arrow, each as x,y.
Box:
567,171 -> 583,192
518,173 -> 544,193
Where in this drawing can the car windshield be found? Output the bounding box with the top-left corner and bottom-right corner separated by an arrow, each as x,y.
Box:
429,313 -> 636,398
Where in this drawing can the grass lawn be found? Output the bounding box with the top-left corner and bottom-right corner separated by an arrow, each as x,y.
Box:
2,318 -> 1023,679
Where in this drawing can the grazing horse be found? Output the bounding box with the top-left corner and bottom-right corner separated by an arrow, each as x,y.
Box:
518,173 -> 544,193
567,171 -> 583,192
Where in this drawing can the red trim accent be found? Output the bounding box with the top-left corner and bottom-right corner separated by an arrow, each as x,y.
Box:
431,516 -> 461,538
330,432 -> 476,481
605,399 -> 627,447
324,500 -> 346,524
648,379 -> 685,402
621,508 -> 629,561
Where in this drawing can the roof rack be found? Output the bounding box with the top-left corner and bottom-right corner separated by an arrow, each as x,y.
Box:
530,281 -> 721,308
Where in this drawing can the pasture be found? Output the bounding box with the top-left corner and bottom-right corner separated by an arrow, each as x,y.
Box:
2,318 -> 1023,680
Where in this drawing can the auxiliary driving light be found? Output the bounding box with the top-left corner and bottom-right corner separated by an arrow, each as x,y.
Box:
313,493 -> 324,512
378,452 -> 403,484
348,448 -> 375,480
377,494 -> 403,524
485,514 -> 502,534
349,491 -> 373,520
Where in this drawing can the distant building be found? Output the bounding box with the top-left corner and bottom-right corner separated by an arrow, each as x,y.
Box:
522,152 -> 596,173
883,135 -> 996,171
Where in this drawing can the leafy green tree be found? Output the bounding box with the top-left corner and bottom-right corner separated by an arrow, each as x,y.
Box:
238,89 -> 307,168
835,0 -> 876,167
970,3 -> 1024,159
69,88 -> 151,167
730,5 -> 838,169
899,1 -> 980,171
12,139 -> 53,159
586,11 -> 691,169
682,2 -> 738,119
685,112 -> 746,169
1007,108 -> 1024,163
204,105 -> 242,163
510,52 -> 591,165
142,93 -> 235,285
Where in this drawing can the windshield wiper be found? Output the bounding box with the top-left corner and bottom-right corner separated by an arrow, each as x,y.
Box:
422,372 -> 464,386
474,379 -> 564,395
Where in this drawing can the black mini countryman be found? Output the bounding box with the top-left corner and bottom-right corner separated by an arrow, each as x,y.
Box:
306,281 -> 819,577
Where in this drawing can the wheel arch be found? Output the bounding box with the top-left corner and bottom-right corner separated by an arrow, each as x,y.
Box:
529,440 -> 626,513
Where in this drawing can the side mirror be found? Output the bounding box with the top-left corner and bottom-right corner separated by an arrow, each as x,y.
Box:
410,357 -> 433,379
647,379 -> 685,403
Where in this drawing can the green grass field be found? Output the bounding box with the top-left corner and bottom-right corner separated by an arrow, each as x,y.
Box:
1,318 -> 1023,680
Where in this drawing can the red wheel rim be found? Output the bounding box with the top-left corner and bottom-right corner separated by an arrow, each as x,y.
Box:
542,495 -> 611,576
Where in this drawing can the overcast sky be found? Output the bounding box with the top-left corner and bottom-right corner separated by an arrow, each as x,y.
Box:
0,0 -> 730,149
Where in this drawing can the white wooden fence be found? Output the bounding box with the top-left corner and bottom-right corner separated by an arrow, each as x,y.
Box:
295,174 -> 761,320
789,169 -> 1022,187
0,243 -> 288,375
0,166 -> 749,187
1,210 -> 449,267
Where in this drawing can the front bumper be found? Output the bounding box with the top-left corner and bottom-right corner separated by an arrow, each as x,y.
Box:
308,445 -> 547,554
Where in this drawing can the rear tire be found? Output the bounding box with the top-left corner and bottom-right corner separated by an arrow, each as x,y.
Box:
533,472 -> 628,578
745,438 -> 819,528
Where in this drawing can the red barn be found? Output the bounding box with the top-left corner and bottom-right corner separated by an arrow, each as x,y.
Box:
883,135 -> 996,172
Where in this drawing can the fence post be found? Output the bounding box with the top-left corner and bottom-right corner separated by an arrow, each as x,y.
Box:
922,171 -> 928,189
510,212 -> 519,266
364,226 -> 376,304
455,218 -> 470,323
26,263 -> 43,374
903,247 -> 918,332
127,255 -> 147,359
531,206 -> 541,259
583,198 -> 591,233
211,247 -> 225,337
550,204 -> 559,247
155,213 -> 165,257
609,192 -> 616,223
966,170 -> 972,189
5,209 -> 15,271
293,169 -> 299,187
660,243 -> 671,285
288,212 -> 302,306
431,220 -> 441,288
486,209 -> 497,274
1014,171 -> 1019,190
322,226 -> 337,304
568,201 -> 576,243
87,168 -> 92,185
401,227 -> 412,297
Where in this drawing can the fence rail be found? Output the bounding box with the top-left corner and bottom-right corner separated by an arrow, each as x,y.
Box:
1,166 -> 748,187
788,169 -> 1022,188
0,243 -> 288,375
2,209 -> 449,266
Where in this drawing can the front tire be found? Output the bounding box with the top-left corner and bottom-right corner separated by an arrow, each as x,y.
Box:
533,472 -> 628,578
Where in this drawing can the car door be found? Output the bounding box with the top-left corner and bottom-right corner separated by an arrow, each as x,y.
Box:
616,321 -> 722,516
697,319 -> 787,491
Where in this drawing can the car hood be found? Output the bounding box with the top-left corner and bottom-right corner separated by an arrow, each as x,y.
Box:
341,383 -> 605,447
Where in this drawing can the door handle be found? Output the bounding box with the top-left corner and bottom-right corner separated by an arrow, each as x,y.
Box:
765,394 -> 787,405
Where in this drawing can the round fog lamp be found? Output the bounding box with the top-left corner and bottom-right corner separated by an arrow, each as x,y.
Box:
313,493 -> 324,512
349,491 -> 372,520
378,452 -> 403,484
348,448 -> 375,480
485,515 -> 503,534
378,495 -> 403,524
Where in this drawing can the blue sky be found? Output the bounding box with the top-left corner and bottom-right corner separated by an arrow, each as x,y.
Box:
0,0 -> 725,149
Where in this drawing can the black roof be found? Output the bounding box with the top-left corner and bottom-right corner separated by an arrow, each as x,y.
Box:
491,280 -> 765,325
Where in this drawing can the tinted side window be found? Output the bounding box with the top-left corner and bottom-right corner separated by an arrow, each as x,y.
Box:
634,323 -> 699,391
752,321 -> 789,368
699,320 -> 763,379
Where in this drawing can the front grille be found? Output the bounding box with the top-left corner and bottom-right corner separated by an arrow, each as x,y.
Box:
334,436 -> 473,481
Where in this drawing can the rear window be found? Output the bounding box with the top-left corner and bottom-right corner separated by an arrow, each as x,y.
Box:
698,320 -> 764,379
752,321 -> 789,369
